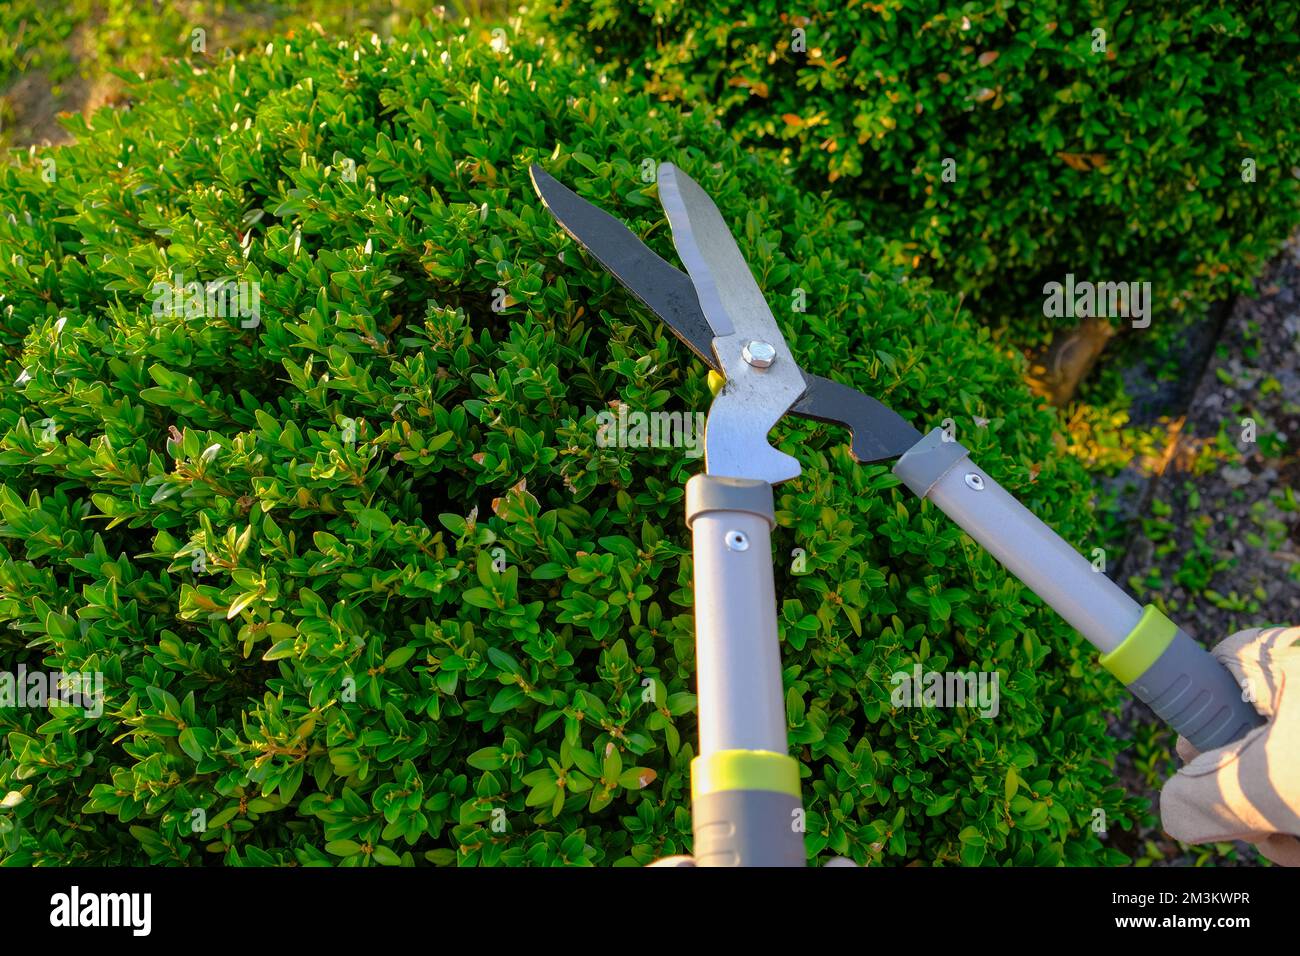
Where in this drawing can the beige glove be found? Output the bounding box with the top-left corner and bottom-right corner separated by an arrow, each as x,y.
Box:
1160,626 -> 1300,865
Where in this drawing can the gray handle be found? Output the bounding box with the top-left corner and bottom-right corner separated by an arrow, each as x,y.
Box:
894,428 -> 1264,751
1125,621 -> 1264,751
685,474 -> 788,754
685,474 -> 806,866
895,429 -> 1141,652
692,788 -> 805,867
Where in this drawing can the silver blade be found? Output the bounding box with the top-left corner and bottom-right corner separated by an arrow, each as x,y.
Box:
657,163 -> 807,484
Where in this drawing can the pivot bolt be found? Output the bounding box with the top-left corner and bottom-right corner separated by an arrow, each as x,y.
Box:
742,340 -> 777,368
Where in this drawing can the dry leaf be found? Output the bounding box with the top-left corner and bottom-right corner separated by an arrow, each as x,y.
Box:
728,76 -> 769,98
491,478 -> 528,516
1056,151 -> 1090,172
1056,151 -> 1108,171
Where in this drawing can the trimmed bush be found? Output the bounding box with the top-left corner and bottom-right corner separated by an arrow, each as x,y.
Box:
534,0 -> 1300,336
0,20 -> 1136,866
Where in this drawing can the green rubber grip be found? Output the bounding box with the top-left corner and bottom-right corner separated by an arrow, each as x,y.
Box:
692,790 -> 806,867
1101,606 -> 1265,751
691,750 -> 806,866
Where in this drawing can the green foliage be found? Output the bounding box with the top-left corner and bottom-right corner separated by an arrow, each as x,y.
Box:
0,0 -> 444,150
0,0 -> 430,90
534,0 -> 1300,337
0,20 -> 1136,866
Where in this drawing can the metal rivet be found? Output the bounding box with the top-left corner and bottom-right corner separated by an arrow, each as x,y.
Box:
724,530 -> 749,552
742,340 -> 776,368
964,472 -> 985,491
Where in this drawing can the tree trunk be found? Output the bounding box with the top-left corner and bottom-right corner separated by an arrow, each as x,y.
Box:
1025,317 -> 1117,406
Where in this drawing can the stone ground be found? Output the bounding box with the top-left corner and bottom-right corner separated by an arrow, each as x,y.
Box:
1107,234 -> 1300,865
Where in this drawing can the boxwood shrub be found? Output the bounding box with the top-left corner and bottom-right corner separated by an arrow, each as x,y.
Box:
534,0 -> 1300,335
0,19 -> 1137,866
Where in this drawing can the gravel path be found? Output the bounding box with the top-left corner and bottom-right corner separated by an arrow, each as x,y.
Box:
1111,233 -> 1300,864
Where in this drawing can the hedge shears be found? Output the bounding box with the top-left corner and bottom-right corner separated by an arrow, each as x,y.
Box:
529,161 -> 1262,866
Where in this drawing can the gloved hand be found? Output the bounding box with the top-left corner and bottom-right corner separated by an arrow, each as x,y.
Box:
1160,626 -> 1300,865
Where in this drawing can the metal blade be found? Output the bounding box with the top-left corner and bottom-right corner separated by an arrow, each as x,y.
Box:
529,164 -> 923,467
790,373 -> 923,464
529,164 -> 718,367
657,163 -> 807,484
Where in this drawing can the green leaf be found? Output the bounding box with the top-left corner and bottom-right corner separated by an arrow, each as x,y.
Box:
226,591 -> 260,619
489,687 -> 526,713
1020,803 -> 1050,830
262,639 -> 297,661
960,841 -> 986,866
467,747 -> 505,771
926,793 -> 957,817
178,727 -> 204,761
372,845 -> 401,866
601,747 -> 622,784
618,767 -> 657,790
462,588 -> 498,609
384,646 -> 416,669
356,509 -> 392,533
437,514 -> 467,535
526,779 -> 558,807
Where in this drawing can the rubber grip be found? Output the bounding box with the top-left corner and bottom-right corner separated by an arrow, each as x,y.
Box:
1128,629 -> 1265,751
692,790 -> 806,867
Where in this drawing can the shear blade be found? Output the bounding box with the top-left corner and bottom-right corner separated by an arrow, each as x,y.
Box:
529,164 -> 718,365
528,163 -> 923,469
655,163 -> 807,484
791,374 -> 922,464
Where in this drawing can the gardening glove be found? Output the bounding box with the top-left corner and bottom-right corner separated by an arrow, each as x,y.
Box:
1160,626 -> 1300,866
